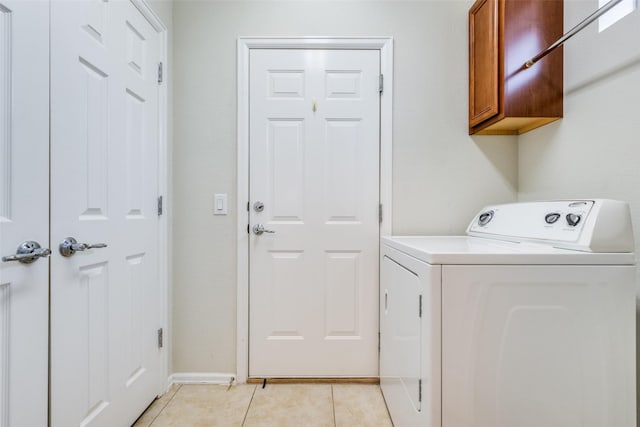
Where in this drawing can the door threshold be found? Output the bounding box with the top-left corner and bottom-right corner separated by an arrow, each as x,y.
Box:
247,377 -> 379,384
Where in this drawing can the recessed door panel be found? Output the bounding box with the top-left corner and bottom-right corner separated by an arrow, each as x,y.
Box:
125,253 -> 147,388
0,6 -> 11,222
78,57 -> 109,219
324,119 -> 362,223
269,71 -> 305,99
79,262 -> 111,426
125,89 -> 146,218
125,20 -> 145,75
324,251 -> 361,338
0,283 -> 11,426
325,71 -> 361,99
268,250 -> 305,338
81,0 -> 106,45
268,120 -> 305,222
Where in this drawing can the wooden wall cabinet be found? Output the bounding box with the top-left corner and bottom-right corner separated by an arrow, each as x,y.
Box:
469,0 -> 563,135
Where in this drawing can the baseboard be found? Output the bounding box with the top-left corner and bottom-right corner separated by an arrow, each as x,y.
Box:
247,377 -> 380,384
168,373 -> 380,386
169,372 -> 237,385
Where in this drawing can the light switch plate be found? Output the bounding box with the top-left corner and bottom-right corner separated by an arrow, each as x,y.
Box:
214,193 -> 227,215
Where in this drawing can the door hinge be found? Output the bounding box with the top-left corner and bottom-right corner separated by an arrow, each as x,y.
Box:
419,294 -> 422,318
378,331 -> 381,352
157,196 -> 163,216
379,74 -> 384,94
418,379 -> 422,402
157,62 -> 164,84
379,203 -> 383,224
247,201 -> 250,212
157,328 -> 164,348
247,224 -> 250,234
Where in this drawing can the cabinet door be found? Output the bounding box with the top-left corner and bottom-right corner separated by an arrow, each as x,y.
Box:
469,0 -> 499,127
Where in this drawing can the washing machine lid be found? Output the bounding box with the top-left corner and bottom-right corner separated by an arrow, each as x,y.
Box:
381,236 -> 635,265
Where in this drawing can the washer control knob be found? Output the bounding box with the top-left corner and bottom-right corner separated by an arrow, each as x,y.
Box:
478,210 -> 494,226
566,213 -> 582,227
545,213 -> 561,224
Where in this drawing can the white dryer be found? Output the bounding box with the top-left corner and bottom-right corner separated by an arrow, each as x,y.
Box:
380,199 -> 636,427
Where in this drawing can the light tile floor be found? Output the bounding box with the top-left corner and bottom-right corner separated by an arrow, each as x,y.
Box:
133,383 -> 393,427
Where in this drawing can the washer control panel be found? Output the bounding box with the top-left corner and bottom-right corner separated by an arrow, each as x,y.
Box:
467,199 -> 634,252
472,201 -> 591,236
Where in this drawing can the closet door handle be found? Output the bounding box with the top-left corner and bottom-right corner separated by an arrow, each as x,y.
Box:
2,241 -> 51,264
59,237 -> 107,257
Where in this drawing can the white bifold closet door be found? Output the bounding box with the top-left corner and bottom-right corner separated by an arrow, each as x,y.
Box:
50,1 -> 163,426
249,49 -> 380,377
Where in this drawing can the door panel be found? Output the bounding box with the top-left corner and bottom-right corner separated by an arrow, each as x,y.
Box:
324,251 -> 361,337
50,1 -> 162,426
268,120 -> 305,221
249,49 -> 380,376
469,0 -> 499,126
0,1 -> 49,426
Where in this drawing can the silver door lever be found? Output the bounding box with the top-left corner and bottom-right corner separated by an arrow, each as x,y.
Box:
2,241 -> 51,264
253,224 -> 275,235
59,237 -> 107,257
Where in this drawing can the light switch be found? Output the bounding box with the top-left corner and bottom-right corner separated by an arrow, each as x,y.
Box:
214,193 -> 227,215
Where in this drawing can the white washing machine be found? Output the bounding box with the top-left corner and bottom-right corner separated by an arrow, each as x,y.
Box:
380,199 -> 636,427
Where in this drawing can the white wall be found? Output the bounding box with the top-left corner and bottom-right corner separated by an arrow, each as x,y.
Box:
517,0 -> 640,416
172,0 -> 518,373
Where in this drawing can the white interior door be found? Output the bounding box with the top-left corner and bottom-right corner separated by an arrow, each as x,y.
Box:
249,49 -> 380,376
0,1 -> 49,426
50,1 -> 163,425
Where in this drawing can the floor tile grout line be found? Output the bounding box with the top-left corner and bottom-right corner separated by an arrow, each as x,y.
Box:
241,384 -> 258,426
331,384 -> 336,427
147,384 -> 182,427
378,385 -> 395,426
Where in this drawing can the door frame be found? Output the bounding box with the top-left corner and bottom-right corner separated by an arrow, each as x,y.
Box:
130,0 -> 170,393
236,37 -> 393,383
